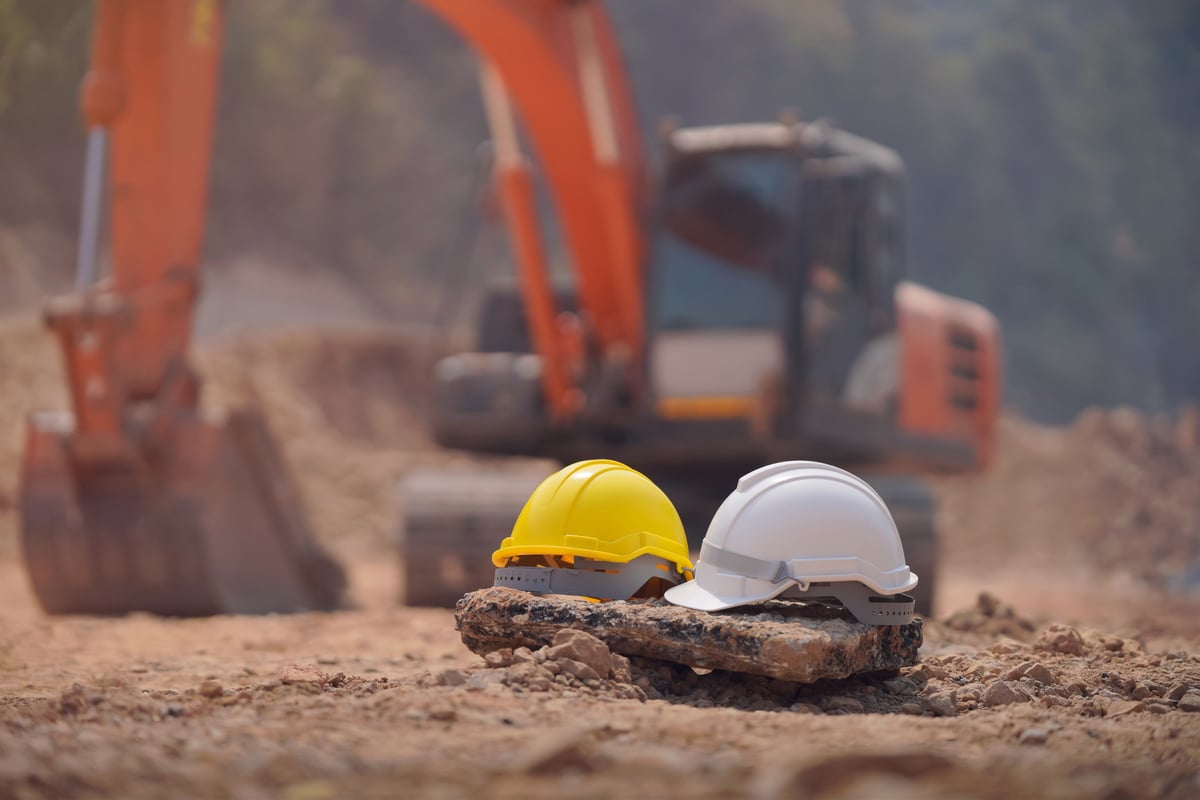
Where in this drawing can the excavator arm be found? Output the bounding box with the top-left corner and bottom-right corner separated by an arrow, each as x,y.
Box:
20,0 -> 650,616
426,0 -> 648,417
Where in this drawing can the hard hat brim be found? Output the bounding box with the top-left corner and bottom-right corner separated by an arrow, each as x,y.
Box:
663,577 -> 784,612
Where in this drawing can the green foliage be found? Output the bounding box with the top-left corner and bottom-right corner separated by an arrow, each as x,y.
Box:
0,0 -> 1196,421
0,1 -> 88,226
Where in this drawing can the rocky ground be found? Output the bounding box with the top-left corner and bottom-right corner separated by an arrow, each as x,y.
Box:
1,561 -> 1198,799
2,300 -> 1200,797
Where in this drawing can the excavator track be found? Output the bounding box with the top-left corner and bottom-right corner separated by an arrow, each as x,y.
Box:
864,475 -> 939,617
398,468 -> 545,607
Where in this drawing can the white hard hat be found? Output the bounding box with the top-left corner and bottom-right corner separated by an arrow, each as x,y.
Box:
664,461 -> 918,625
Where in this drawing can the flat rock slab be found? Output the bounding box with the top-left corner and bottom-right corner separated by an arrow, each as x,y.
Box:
455,587 -> 922,683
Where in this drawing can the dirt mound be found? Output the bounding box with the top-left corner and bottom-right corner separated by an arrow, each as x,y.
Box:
935,410 -> 1200,586
941,591 -> 1038,640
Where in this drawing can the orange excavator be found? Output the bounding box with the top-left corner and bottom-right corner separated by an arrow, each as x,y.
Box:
20,0 -> 1000,616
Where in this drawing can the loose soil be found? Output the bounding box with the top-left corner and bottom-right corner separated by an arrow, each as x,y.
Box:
2,309 -> 1200,798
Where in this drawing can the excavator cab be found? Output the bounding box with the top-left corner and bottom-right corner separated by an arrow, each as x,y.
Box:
431,121 -> 917,461
647,122 -> 910,454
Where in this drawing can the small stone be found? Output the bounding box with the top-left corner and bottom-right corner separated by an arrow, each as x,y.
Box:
614,684 -> 647,702
610,653 -> 632,683
1025,664 -> 1056,685
527,677 -> 553,692
1006,662 -> 1034,680
924,692 -> 957,717
437,669 -> 467,687
1018,727 -> 1049,745
1106,699 -> 1145,717
512,647 -> 535,664
789,703 -> 823,714
982,681 -> 1029,707
900,702 -> 924,715
164,704 -> 185,718
466,671 -> 505,691
555,658 -> 600,682
1167,684 -> 1192,702
1178,691 -> 1200,713
1132,684 -> 1152,701
1146,701 -> 1172,715
198,679 -> 224,699
824,696 -> 864,714
905,665 -> 932,684
1035,624 -> 1085,656
925,664 -> 951,680
428,706 -> 457,721
543,630 -> 613,678
278,665 -> 329,685
505,662 -> 555,685
989,639 -> 1026,655
484,649 -> 514,668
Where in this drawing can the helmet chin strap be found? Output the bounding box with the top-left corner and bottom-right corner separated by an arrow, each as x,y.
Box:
699,541 -> 916,625
781,581 -> 915,626
494,554 -> 684,600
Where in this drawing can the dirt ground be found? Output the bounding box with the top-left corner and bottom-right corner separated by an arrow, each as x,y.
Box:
2,302 -> 1200,797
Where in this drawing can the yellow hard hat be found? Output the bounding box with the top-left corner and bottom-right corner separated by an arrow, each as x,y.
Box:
492,459 -> 693,600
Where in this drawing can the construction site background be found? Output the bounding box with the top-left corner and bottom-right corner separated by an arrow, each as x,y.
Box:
2,4 -> 1200,795
2,0 -> 1198,424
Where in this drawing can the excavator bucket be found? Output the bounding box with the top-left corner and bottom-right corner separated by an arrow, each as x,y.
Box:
19,410 -> 346,616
